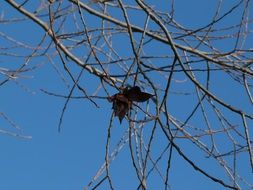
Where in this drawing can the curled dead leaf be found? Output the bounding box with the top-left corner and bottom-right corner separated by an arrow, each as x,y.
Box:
107,86 -> 153,123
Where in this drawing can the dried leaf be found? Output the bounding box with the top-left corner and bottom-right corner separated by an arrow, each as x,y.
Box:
124,86 -> 153,102
107,86 -> 153,123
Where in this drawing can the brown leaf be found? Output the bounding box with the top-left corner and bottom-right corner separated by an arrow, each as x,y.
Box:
124,86 -> 153,102
113,100 -> 129,123
107,86 -> 153,123
108,93 -> 131,123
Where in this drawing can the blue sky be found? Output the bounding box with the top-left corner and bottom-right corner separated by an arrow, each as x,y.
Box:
1,1 -> 253,190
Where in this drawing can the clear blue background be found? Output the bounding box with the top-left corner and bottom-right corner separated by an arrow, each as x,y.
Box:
0,1 -> 252,190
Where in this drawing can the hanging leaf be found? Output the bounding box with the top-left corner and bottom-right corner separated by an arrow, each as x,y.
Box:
124,86 -> 154,102
107,86 -> 153,123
